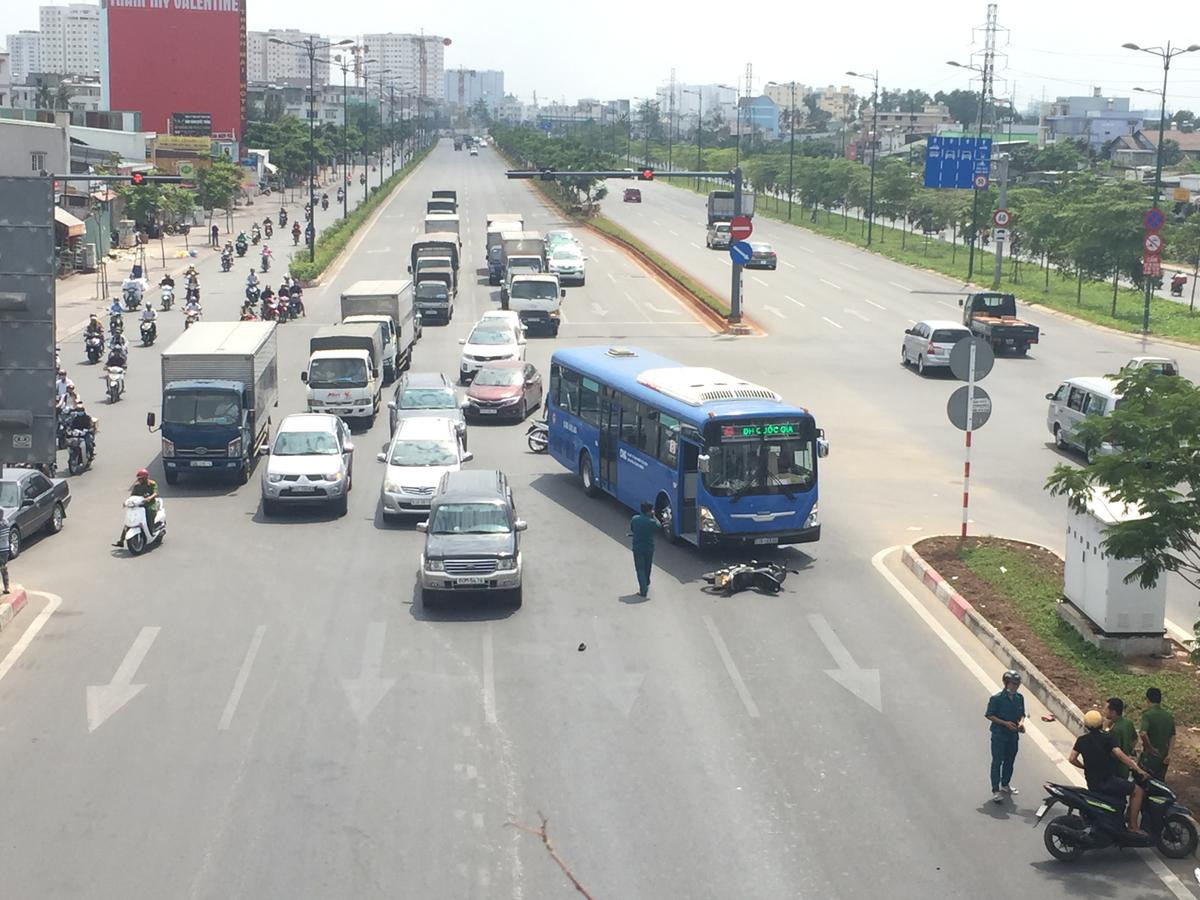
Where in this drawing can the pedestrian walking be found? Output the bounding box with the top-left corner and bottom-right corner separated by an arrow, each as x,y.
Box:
627,501 -> 660,598
985,669 -> 1026,803
1138,687 -> 1176,780
210,224 -> 220,247
1105,697 -> 1138,780
0,510 -> 11,594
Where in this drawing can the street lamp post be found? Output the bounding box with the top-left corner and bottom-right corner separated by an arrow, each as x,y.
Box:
947,60 -> 990,280
362,67 -> 391,202
847,70 -> 879,245
330,53 -> 372,220
1125,41 -> 1200,335
269,35 -> 352,262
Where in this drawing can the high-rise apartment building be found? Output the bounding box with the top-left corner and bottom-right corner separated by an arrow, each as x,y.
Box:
362,33 -> 445,100
444,68 -> 503,111
246,29 -> 330,85
38,3 -> 101,77
4,31 -> 41,83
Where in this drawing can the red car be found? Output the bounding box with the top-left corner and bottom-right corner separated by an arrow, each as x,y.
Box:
464,360 -> 543,421
623,188 -> 642,203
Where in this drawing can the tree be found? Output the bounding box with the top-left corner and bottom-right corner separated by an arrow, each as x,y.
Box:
196,159 -> 243,215
1172,110 -> 1195,134
875,160 -> 916,244
1046,367 -> 1200,595
802,94 -> 832,132
934,89 -> 982,128
260,92 -> 285,124
1159,138 -> 1183,167
33,82 -> 53,110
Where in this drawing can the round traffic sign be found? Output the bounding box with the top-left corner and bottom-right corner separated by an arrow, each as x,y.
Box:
973,173 -> 989,190
946,385 -> 993,432
992,209 -> 1011,228
948,336 -> 995,382
1143,233 -> 1164,254
729,240 -> 753,266
1144,208 -> 1166,232
730,215 -> 753,242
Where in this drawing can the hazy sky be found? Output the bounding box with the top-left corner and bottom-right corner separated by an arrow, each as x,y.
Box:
7,0 -> 1200,112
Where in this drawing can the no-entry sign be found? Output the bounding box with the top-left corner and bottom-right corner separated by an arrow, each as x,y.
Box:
730,216 -> 753,242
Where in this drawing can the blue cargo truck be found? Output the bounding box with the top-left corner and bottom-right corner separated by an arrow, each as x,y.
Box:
148,322 -> 279,485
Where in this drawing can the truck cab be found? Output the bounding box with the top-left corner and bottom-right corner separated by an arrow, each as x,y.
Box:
415,280 -> 454,323
156,379 -> 253,485
501,259 -> 544,303
303,350 -> 378,424
342,315 -> 397,383
507,273 -> 565,336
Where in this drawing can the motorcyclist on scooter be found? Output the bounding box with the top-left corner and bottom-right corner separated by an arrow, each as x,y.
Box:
113,469 -> 158,547
140,302 -> 158,340
106,333 -> 129,368
108,296 -> 125,318
288,283 -> 305,317
1070,709 -> 1152,834
160,274 -> 175,290
260,245 -> 272,271
86,314 -> 104,339
291,221 -> 302,244
240,302 -> 257,321
68,400 -> 96,461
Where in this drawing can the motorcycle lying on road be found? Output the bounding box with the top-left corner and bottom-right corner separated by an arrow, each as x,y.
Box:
121,495 -> 166,555
702,561 -> 798,596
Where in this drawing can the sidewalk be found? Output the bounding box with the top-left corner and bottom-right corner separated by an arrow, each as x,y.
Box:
54,162 -> 384,342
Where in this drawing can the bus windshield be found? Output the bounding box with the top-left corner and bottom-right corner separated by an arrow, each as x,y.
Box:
704,436 -> 816,497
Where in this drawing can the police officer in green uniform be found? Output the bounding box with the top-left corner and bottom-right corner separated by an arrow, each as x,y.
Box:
628,501 -> 661,598
985,669 -> 1026,804
113,468 -> 158,547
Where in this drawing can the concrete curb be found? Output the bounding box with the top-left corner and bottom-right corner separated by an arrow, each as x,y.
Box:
900,544 -> 1088,737
0,588 -> 29,633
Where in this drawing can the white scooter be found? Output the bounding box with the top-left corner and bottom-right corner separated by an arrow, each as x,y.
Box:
121,496 -> 166,555
160,283 -> 174,310
105,365 -> 125,403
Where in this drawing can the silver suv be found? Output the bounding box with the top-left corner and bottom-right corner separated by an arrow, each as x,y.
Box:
262,413 -> 354,516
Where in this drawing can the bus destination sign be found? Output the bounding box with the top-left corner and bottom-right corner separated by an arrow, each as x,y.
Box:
722,422 -> 801,441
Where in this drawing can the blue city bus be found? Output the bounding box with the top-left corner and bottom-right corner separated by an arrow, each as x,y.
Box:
546,346 -> 829,547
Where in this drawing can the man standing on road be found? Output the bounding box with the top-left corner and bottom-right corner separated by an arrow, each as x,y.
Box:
0,510 -> 11,594
210,223 -> 220,247
627,501 -> 660,598
1138,687 -> 1176,780
1105,697 -> 1138,780
985,669 -> 1026,804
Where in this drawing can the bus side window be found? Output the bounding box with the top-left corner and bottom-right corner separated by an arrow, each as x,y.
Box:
658,413 -> 680,468
549,364 -> 561,408
560,368 -> 580,415
579,377 -> 601,426
618,396 -> 641,448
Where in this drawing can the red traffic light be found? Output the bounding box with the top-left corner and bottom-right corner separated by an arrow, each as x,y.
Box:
639,169 -> 654,181
130,173 -> 145,185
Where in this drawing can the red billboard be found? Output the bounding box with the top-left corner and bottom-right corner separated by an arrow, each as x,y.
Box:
102,0 -> 246,140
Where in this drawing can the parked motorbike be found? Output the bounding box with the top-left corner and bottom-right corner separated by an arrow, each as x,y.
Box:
105,365 -> 125,403
1038,775 -> 1199,862
85,333 -> 104,363
160,284 -> 174,310
121,495 -> 166,555
66,428 -> 92,474
140,319 -> 157,346
701,561 -> 798,596
526,420 -> 548,453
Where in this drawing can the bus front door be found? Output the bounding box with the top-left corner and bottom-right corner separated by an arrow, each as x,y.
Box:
680,440 -> 699,537
599,393 -> 619,490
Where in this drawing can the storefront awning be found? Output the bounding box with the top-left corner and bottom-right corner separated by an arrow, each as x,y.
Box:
54,206 -> 86,238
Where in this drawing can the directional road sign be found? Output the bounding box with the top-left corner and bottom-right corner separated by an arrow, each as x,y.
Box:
947,385 -> 993,431
923,136 -> 993,189
1144,208 -> 1165,232
730,241 -> 753,266
949,336 -> 995,382
1143,233 -> 1164,254
992,209 -> 1011,227
730,215 -> 753,241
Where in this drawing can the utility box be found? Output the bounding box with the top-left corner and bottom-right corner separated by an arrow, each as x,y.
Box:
1060,490 -> 1167,656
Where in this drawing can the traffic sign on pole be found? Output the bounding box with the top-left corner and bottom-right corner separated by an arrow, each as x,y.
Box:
729,241 -> 753,266
992,209 -> 1011,228
1143,254 -> 1162,277
973,173 -> 989,190
1143,233 -> 1164,254
947,385 -> 993,431
1144,208 -> 1165,232
729,216 -> 753,242
949,336 -> 995,382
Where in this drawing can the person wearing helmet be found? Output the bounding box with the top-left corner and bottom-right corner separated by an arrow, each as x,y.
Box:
114,468 -> 158,547
985,669 -> 1026,804
1070,709 -> 1150,833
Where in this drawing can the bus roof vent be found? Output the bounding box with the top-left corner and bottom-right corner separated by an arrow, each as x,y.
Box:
637,367 -> 781,406
606,347 -> 638,358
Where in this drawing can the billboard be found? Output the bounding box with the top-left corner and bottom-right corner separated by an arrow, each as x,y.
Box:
102,0 -> 245,140
171,112 -> 212,136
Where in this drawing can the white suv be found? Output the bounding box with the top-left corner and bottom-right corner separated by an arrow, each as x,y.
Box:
378,416 -> 472,519
262,414 -> 355,516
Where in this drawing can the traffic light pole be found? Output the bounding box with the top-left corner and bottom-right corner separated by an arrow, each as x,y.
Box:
731,166 -> 743,323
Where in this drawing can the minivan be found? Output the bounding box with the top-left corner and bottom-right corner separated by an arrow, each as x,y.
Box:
706,222 -> 731,249
417,469 -> 525,608
1046,376 -> 1121,458
378,416 -> 471,519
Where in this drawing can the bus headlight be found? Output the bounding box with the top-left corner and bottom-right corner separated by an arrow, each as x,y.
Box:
699,506 -> 721,533
804,504 -> 820,528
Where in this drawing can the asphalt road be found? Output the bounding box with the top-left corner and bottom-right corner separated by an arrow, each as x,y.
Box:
0,141 -> 1191,899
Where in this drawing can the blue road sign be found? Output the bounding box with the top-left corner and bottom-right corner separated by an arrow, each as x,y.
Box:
1144,208 -> 1165,231
730,241 -> 753,266
924,137 -> 993,189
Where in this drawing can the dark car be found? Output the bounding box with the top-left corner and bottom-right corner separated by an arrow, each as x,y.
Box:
745,242 -> 777,270
389,371 -> 467,444
623,188 -> 642,203
465,361 -> 542,421
0,467 -> 71,558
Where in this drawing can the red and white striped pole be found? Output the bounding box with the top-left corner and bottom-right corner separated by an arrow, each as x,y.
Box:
961,341 -> 977,541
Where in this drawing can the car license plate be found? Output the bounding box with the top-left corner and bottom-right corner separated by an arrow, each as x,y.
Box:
190,460 -> 213,467
754,536 -> 778,545
1035,804 -> 1048,819
479,408 -> 497,415
292,485 -> 315,493
407,498 -> 430,507
457,576 -> 485,586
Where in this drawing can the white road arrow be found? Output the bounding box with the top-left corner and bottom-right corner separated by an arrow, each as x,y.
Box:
590,302 -> 609,317
87,626 -> 160,732
342,621 -> 396,724
593,618 -> 645,717
808,614 -> 882,712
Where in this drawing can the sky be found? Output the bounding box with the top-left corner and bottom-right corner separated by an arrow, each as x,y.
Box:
7,0 -> 1200,114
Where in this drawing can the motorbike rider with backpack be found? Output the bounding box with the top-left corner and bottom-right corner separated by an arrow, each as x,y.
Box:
68,400 -> 96,462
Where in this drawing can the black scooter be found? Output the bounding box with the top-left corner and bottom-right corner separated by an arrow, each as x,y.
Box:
526,420 -> 548,453
702,561 -> 798,596
1038,775 -> 1198,861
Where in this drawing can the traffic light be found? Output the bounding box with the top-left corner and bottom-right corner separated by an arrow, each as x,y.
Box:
638,169 -> 654,181
130,172 -> 145,186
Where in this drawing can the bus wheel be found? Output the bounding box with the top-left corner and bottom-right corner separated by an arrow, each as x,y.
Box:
579,451 -> 599,497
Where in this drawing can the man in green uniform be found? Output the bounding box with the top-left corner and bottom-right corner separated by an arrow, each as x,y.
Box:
114,468 -> 158,547
1105,697 -> 1137,780
628,501 -> 660,598
1139,687 -> 1176,780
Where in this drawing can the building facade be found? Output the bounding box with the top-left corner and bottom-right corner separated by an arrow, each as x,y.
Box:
0,117 -> 71,176
246,29 -> 330,86
9,74 -> 102,113
5,31 -> 41,83
862,102 -> 955,135
0,53 -> 9,107
1043,89 -> 1154,152
38,4 -> 101,76
443,68 -> 503,112
248,81 -> 372,127
362,33 -> 446,101
815,85 -> 856,120
493,94 -> 523,124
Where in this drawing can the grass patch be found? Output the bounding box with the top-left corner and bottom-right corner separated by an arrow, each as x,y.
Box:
288,147 -> 432,283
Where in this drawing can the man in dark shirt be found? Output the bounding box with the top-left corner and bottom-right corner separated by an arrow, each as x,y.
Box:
985,669 -> 1026,803
627,501 -> 661,598
1071,709 -> 1149,833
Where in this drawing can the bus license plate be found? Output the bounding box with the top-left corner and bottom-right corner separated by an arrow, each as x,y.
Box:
1035,804 -> 1048,819
190,460 -> 213,467
754,536 -> 778,545
457,576 -> 485,586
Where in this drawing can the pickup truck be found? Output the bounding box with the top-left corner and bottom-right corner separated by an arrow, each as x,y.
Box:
958,292 -> 1040,356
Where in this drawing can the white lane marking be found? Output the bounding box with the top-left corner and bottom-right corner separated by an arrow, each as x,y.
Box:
410,225 -> 417,233
819,278 -> 842,290
839,261 -> 860,271
690,243 -> 704,250
888,280 -> 912,292
797,246 -> 814,254
751,276 -> 769,287
87,625 -> 160,733
871,548 -> 1195,900
864,298 -> 887,310
483,626 -> 496,725
845,308 -> 870,322
784,294 -> 805,308
782,260 -> 797,269
0,591 -> 61,686
590,302 -> 608,317
939,300 -> 959,310
622,291 -> 654,322
218,625 -> 266,731
645,303 -> 681,316
606,271 -> 616,283
563,320 -> 709,326
702,615 -> 760,719
822,316 -> 843,329
652,219 -> 663,226
669,230 -> 680,237
365,247 -> 391,254
762,305 -> 786,319
808,614 -> 882,712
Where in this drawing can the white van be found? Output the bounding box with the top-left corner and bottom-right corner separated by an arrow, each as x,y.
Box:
1046,376 -> 1121,457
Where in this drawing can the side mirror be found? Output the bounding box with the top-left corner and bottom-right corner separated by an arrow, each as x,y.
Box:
387,400 -> 397,411
376,452 -> 387,462
20,498 -> 34,509
697,453 -> 711,474
958,298 -> 964,307
458,338 -> 466,345
415,520 -> 428,532
817,438 -> 830,459
372,369 -> 379,380
300,371 -> 308,384
407,265 -> 412,273
462,451 -> 474,462
1045,392 -> 1056,400
514,519 -> 528,532
560,289 -> 566,298
343,442 -> 354,453
146,412 -> 156,428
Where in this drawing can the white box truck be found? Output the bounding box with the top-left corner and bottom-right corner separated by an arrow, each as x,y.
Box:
339,280 -> 417,380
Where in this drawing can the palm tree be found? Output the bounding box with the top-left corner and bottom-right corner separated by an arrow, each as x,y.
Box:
34,82 -> 53,110
54,84 -> 74,111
